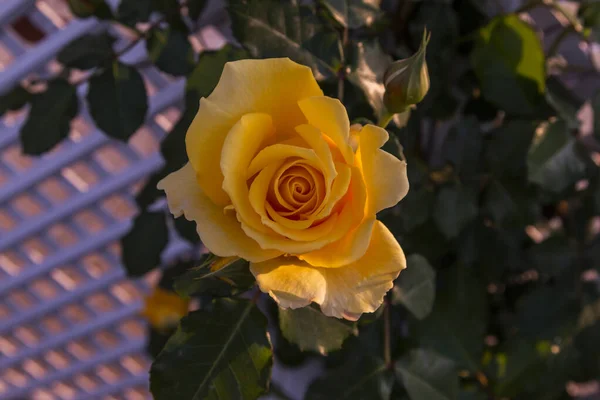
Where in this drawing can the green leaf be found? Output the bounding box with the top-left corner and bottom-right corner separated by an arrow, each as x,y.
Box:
188,0 -> 208,20
320,0 -> 380,29
147,28 -> 195,76
485,120 -> 537,179
481,179 -> 536,228
492,340 -> 554,397
87,61 -> 148,141
174,217 -> 200,244
229,0 -> 342,80
20,79 -> 78,155
391,254 -> 436,320
397,186 -> 434,232
117,0 -> 152,25
186,45 -> 248,102
527,119 -> 569,182
347,40 -> 391,118
395,349 -> 459,400
279,306 -> 356,353
472,15 -> 546,116
441,117 -> 483,179
530,139 -> 589,194
0,85 -> 30,116
545,77 -> 582,130
57,33 -> 115,70
433,184 -> 478,239
305,337 -> 394,400
121,211 -> 168,277
414,264 -> 487,372
150,299 -> 272,400
174,256 -> 255,297
67,0 -> 113,19
528,234 -> 575,277
515,282 -> 579,340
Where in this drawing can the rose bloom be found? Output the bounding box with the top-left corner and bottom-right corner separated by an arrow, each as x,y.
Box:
158,58 -> 409,320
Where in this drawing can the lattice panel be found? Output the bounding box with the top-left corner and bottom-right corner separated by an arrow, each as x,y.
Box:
0,1 -> 224,399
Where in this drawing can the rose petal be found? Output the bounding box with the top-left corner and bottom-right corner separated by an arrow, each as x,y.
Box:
358,125 -> 409,214
221,113 -> 275,234
298,96 -> 354,165
186,58 -> 323,205
157,163 -> 282,262
251,221 -> 406,320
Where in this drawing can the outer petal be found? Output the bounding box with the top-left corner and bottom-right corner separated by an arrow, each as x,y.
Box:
185,99 -> 235,206
298,97 -> 355,165
358,125 -> 409,214
251,221 -> 406,320
157,163 -> 282,262
186,59 -> 323,205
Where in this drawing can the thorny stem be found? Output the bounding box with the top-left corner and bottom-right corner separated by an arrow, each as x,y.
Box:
383,295 -> 392,369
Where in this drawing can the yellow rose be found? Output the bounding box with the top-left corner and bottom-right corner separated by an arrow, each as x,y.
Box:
158,58 -> 409,320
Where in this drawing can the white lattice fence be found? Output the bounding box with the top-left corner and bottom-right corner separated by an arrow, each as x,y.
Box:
0,1 -> 226,399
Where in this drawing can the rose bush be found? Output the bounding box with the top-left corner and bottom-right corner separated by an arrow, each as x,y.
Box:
158,58 -> 409,320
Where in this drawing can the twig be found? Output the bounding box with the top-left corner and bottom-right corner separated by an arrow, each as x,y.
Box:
383,295 -> 392,369
337,27 -> 348,102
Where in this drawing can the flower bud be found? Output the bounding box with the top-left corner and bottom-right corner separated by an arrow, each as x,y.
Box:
383,29 -> 431,113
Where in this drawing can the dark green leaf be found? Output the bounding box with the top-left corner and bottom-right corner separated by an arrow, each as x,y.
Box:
174,257 -> 255,297
229,0 -> 342,80
397,186 -> 434,232
530,139 -> 589,194
347,40 -> 391,118
0,85 -> 30,116
150,299 -> 272,400
492,340 -> 554,397
67,0 -> 113,19
472,15 -> 546,116
482,179 -> 537,228
433,184 -> 478,239
320,0 -> 380,29
391,254 -> 436,320
117,0 -> 152,25
20,79 -> 78,155
147,28 -> 195,76
545,77 -> 583,130
442,117 -> 483,179
188,0 -> 208,20
186,45 -> 248,102
87,61 -> 148,141
575,321 -> 600,378
485,120 -> 536,179
414,264 -> 487,372
121,211 -> 168,277
515,283 -> 579,340
174,217 -> 200,244
306,337 -> 394,400
395,349 -> 459,400
528,234 -> 575,277
527,119 -> 569,183
279,306 -> 356,353
57,33 -> 115,70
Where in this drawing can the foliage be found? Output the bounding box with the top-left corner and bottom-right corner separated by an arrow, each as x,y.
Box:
4,0 -> 600,398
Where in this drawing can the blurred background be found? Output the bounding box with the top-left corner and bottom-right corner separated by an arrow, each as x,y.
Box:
1,0 -> 600,399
